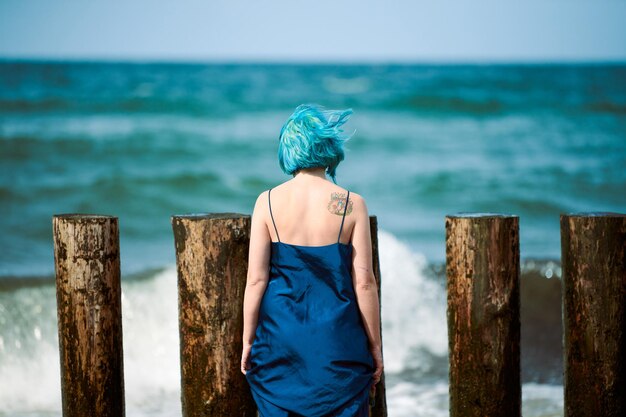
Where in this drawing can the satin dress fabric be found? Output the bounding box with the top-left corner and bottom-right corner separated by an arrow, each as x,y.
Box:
245,240 -> 375,416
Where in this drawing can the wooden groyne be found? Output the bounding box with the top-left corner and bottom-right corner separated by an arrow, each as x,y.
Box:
560,212 -> 626,417
52,210 -> 625,415
52,214 -> 125,417
445,214 -> 521,417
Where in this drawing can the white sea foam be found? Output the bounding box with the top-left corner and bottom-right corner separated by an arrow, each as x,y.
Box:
522,383 -> 564,417
120,266 -> 181,414
386,382 -> 449,417
386,382 -> 564,417
377,230 -> 448,374
0,284 -> 63,413
0,267 -> 182,416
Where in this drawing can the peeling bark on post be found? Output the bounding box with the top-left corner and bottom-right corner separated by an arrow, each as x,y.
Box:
369,215 -> 388,417
52,214 -> 125,417
445,213 -> 520,417
561,212 -> 626,417
172,213 -> 256,417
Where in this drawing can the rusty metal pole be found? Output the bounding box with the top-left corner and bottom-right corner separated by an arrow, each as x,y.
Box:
561,212 -> 626,417
52,214 -> 125,417
445,213 -> 521,417
369,215 -> 388,417
172,213 -> 256,417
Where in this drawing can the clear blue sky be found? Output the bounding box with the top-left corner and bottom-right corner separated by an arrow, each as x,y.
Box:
1,0 -> 625,62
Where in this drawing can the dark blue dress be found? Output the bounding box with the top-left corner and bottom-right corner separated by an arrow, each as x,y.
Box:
245,189 -> 375,416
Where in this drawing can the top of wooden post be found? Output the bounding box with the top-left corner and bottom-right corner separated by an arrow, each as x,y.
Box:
446,212 -> 518,219
171,213 -> 250,221
560,211 -> 625,218
53,214 -> 117,222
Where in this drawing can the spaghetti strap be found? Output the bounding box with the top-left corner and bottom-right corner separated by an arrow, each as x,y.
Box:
268,188 -> 281,242
337,190 -> 350,243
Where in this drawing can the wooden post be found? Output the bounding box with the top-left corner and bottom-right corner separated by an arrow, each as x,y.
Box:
172,213 -> 256,417
369,215 -> 388,417
561,212 -> 626,417
445,213 -> 520,417
52,214 -> 125,417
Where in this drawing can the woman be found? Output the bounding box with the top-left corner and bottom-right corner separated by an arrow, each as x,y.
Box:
241,104 -> 384,416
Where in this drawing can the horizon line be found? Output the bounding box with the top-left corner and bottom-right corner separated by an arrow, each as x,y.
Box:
1,55 -> 625,66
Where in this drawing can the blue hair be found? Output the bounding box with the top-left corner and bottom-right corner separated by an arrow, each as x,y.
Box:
278,103 -> 353,184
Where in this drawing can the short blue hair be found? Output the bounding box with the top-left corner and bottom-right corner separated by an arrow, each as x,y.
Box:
278,104 -> 353,184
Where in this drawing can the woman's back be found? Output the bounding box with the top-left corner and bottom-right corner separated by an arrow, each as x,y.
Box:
266,177 -> 355,247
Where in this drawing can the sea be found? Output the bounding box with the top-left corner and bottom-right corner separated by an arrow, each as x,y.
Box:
0,60 -> 625,416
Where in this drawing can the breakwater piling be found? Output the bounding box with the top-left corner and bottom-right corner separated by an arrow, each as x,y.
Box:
171,213 -> 256,416
445,213 -> 521,417
560,212 -> 626,417
369,215 -> 388,417
52,214 -> 125,417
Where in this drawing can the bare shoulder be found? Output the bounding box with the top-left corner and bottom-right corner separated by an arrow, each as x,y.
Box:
348,192 -> 369,220
253,189 -> 270,213
257,189 -> 269,203
326,189 -> 367,217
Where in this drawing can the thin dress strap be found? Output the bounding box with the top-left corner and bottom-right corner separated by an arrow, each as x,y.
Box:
337,190 -> 350,243
268,188 -> 281,242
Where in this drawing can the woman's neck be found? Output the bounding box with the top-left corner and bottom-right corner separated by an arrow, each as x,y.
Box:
293,167 -> 327,181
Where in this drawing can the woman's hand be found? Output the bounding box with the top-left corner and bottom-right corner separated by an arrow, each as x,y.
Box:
241,343 -> 252,375
370,345 -> 384,395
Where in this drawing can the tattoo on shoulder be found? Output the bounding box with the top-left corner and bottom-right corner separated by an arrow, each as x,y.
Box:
327,192 -> 353,215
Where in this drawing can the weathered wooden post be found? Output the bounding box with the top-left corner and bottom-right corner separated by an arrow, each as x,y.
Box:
445,213 -> 520,417
561,212 -> 626,417
172,213 -> 256,417
369,215 -> 388,417
52,214 -> 125,417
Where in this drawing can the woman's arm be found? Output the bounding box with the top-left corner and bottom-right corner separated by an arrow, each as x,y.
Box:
350,193 -> 384,384
241,192 -> 271,373
351,193 -> 382,349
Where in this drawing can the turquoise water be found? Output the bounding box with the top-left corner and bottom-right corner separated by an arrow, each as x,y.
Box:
0,61 -> 624,416
1,62 -> 625,276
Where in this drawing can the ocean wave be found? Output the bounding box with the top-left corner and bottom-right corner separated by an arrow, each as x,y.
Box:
322,76 -> 371,94
585,100 -> 626,115
0,112 -> 284,142
377,231 -> 447,375
393,94 -> 505,115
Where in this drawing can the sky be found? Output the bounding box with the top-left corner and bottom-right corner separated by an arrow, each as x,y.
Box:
1,0 -> 625,63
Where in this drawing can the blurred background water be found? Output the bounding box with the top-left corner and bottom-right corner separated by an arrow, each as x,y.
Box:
0,61 -> 625,416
